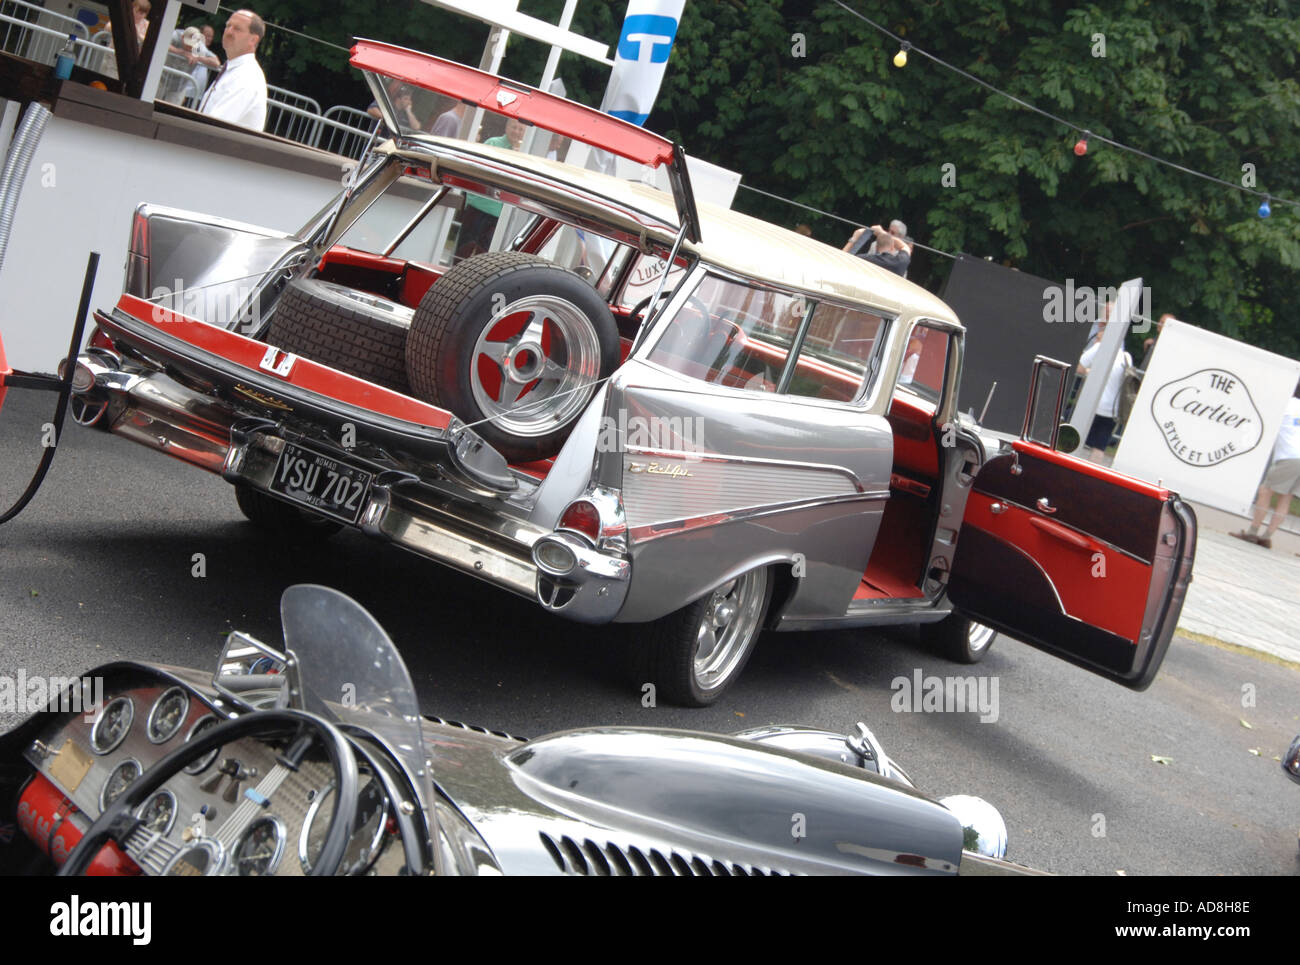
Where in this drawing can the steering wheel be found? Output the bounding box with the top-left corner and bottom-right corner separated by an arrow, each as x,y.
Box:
628,291 -> 670,327
58,709 -> 359,877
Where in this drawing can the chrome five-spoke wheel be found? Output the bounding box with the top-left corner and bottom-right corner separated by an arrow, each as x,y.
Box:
640,566 -> 772,707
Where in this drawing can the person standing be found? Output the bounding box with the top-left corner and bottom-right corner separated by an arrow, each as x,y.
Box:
168,23 -> 220,106
1234,384 -> 1300,549
455,118 -> 526,259
198,10 -> 267,132
860,230 -> 911,277
428,101 -> 466,138
133,0 -> 151,44
1077,323 -> 1131,462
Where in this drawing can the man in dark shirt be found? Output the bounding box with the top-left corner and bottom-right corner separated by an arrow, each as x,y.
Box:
861,230 -> 911,277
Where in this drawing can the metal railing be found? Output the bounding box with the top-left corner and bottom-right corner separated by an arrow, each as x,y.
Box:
265,84 -> 323,143
0,0 -> 89,65
263,98 -> 376,158
158,66 -> 199,107
0,5 -> 377,162
321,105 -> 380,159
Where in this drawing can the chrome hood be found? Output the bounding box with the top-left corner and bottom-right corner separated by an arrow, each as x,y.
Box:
425,723 -> 966,876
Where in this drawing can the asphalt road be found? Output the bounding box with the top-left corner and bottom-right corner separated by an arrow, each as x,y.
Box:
1,390 -> 1298,876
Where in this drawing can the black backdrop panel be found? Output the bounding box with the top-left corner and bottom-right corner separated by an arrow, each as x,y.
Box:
940,255 -> 1092,435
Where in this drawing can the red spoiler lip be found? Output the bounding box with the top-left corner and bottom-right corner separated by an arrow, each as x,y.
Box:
113,294 -> 453,430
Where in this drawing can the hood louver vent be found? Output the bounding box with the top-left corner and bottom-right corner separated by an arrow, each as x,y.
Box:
540,832 -> 791,876
425,715 -> 524,742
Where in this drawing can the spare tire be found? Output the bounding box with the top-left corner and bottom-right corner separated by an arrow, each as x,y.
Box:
267,278 -> 412,393
405,251 -> 619,462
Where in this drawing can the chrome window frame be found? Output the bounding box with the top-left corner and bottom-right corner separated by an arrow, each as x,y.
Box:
634,263 -> 895,412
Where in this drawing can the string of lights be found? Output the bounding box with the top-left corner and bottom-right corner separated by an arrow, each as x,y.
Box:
829,0 -> 1295,216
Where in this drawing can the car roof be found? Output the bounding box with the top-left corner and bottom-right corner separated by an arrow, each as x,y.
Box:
395,135 -> 962,328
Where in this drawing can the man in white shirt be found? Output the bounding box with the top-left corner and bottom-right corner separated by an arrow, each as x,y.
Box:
1234,385 -> 1300,549
198,10 -> 267,132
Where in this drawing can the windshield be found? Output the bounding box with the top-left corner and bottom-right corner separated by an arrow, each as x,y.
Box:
278,585 -> 434,829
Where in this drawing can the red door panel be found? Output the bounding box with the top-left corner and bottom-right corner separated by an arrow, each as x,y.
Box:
950,445 -> 1197,690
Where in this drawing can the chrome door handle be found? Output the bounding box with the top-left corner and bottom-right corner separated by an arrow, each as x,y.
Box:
1037,497 -> 1057,514
990,501 -> 1008,514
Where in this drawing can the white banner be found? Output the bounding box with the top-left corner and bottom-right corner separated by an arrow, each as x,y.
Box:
1112,320 -> 1300,514
600,0 -> 686,127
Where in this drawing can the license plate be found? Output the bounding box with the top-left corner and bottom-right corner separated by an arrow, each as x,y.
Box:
269,442 -> 372,524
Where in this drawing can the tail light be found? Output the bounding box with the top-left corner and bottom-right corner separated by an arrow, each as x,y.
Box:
124,208 -> 150,297
559,499 -> 601,541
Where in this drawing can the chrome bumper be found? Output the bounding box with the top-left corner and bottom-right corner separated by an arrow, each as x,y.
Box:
75,359 -> 631,621
532,531 -> 631,624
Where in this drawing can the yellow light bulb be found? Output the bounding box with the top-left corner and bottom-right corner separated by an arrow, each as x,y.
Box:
893,49 -> 908,68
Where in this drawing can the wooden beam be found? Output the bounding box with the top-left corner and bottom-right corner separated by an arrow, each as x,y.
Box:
107,0 -> 139,93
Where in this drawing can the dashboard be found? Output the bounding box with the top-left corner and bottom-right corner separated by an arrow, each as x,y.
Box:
16,667 -> 405,876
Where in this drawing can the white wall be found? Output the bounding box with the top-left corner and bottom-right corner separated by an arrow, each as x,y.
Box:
0,111 -> 343,369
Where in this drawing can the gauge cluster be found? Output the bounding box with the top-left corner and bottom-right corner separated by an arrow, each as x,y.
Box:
19,669 -> 403,876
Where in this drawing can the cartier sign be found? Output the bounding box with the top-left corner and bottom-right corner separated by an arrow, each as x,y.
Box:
1150,369 -> 1262,466
1112,319 -> 1300,515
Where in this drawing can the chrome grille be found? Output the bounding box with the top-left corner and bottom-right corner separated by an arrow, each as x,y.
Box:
540,832 -> 791,876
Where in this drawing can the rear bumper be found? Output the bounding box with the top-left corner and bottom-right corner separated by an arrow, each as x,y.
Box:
77,302 -> 633,622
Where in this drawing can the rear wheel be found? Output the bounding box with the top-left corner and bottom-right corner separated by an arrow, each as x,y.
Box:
921,612 -> 995,664
636,568 -> 772,707
234,483 -> 341,542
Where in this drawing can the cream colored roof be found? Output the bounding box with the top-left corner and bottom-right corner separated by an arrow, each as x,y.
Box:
400,135 -> 961,327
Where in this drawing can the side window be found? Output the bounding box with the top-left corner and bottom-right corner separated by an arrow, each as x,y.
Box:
785,304 -> 885,402
899,325 -> 950,402
646,275 -> 805,393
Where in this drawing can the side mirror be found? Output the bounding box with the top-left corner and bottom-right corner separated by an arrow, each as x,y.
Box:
1284,735 -> 1300,786
214,631 -> 292,710
1055,423 -> 1081,453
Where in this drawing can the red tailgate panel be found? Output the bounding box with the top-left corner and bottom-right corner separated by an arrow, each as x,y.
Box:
116,294 -> 453,429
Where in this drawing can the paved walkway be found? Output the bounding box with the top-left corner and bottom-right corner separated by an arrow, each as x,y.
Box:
1177,501 -> 1300,664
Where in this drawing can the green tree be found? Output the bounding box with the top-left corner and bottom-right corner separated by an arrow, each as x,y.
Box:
205,1 -> 1299,356
649,0 -> 1299,357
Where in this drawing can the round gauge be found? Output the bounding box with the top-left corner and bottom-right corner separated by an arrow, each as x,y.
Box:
234,817 -> 286,876
162,839 -> 224,877
146,687 -> 190,744
299,775 -> 389,875
137,790 -> 177,835
182,715 -> 221,775
99,759 -> 141,812
90,696 -> 134,755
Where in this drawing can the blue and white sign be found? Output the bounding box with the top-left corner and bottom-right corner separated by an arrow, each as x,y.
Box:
600,0 -> 686,127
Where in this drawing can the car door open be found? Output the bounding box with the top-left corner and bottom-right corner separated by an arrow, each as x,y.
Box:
948,357 -> 1197,689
